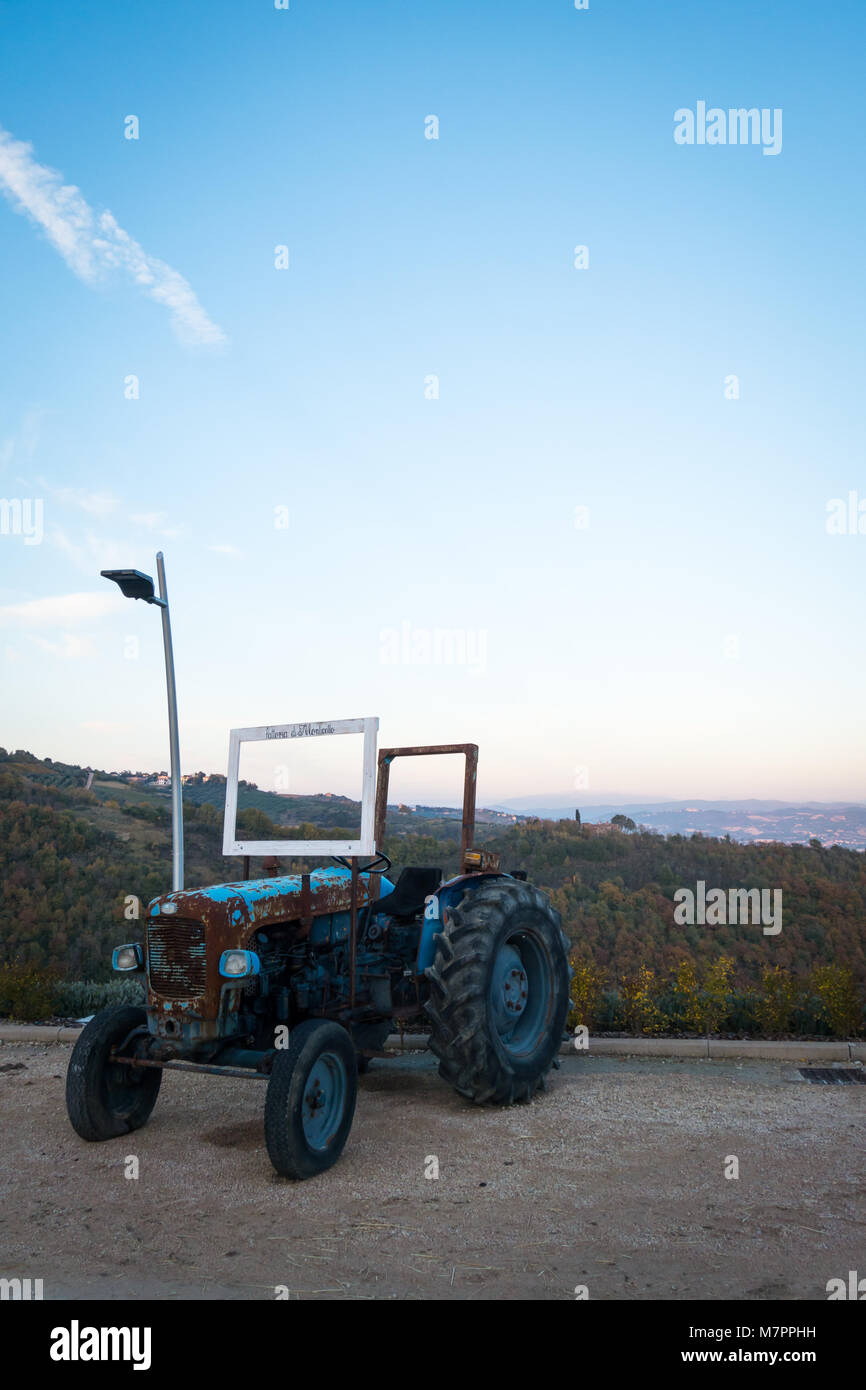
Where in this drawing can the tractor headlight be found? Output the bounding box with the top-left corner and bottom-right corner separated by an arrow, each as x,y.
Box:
112,943 -> 144,972
219,950 -> 261,979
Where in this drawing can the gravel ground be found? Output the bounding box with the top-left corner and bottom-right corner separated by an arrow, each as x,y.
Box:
0,1042 -> 863,1301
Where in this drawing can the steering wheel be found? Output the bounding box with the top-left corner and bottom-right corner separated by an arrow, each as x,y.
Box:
331,852 -> 392,875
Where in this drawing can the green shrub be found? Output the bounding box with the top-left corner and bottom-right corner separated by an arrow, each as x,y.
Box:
619,965 -> 666,1034
594,988 -> 626,1030
723,990 -> 761,1034
0,963 -> 58,1021
53,978 -> 145,1017
567,957 -> 607,1031
755,966 -> 802,1036
0,969 -> 145,1021
571,971 -> 863,1039
811,964 -> 864,1038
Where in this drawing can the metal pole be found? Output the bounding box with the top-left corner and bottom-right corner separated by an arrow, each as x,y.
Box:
155,552 -> 184,892
349,856 -> 358,1011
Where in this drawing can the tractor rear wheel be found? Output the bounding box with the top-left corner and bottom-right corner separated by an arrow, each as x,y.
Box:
66,1006 -> 161,1141
264,1020 -> 357,1179
424,878 -> 570,1104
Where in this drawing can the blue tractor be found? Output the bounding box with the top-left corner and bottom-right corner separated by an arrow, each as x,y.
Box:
66,739 -> 571,1179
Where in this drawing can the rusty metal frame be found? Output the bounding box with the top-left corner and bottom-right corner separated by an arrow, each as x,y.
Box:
374,744 -> 478,874
114,1055 -> 271,1080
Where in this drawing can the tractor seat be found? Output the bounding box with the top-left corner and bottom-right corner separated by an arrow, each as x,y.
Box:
370,866 -> 442,922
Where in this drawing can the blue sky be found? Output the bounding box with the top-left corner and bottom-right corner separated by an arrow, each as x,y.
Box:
1,0 -> 864,806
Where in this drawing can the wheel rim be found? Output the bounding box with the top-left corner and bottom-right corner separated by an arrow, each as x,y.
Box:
489,930 -> 554,1057
301,1051 -> 347,1150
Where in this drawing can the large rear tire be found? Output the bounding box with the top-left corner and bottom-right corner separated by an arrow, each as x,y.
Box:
264,1020 -> 357,1179
424,878 -> 570,1104
66,1006 -> 161,1141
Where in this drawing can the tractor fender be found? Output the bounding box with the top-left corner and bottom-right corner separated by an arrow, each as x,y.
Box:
417,872 -> 511,974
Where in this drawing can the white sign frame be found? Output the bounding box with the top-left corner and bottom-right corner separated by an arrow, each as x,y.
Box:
221,717 -> 379,859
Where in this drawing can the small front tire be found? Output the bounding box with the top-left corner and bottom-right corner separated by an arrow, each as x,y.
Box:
65,1006 -> 161,1142
264,1020 -> 357,1179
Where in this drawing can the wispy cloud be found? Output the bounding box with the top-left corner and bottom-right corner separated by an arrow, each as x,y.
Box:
0,591 -> 123,626
208,543 -> 242,556
29,632 -> 94,660
128,511 -> 184,539
41,481 -> 119,517
1,409 -> 48,474
49,525 -> 128,574
0,125 -> 226,347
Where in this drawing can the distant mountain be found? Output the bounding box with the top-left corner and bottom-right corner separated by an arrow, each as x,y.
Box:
494,798 -> 866,849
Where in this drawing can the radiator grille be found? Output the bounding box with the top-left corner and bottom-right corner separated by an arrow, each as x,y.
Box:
147,917 -> 206,999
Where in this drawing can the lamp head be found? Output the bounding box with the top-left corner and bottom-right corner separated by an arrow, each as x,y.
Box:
100,569 -> 164,605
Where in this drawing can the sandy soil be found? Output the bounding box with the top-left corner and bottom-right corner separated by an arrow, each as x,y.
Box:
0,1044 -> 863,1300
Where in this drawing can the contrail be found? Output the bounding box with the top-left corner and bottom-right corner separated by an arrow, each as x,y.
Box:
0,124 -> 226,347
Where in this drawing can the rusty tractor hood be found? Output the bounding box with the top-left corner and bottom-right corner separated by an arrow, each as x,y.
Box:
144,867 -> 395,1028
148,866 -> 392,936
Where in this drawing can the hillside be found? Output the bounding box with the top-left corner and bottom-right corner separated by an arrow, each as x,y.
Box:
482,818 -> 866,985
0,749 -> 474,978
1,751 -> 865,1027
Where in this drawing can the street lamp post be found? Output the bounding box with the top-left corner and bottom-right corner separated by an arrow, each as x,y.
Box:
101,553 -> 184,892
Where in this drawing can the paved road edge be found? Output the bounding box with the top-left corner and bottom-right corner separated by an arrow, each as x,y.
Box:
1,1023 -> 863,1062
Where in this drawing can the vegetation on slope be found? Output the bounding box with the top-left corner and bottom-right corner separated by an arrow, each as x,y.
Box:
1,750 -> 864,1033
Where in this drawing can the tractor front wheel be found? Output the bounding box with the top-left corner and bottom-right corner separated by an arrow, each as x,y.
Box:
264,1020 -> 358,1179
66,1005 -> 161,1141
425,878 -> 570,1104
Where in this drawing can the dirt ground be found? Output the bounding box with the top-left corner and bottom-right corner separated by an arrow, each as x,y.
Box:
0,1043 -> 863,1301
